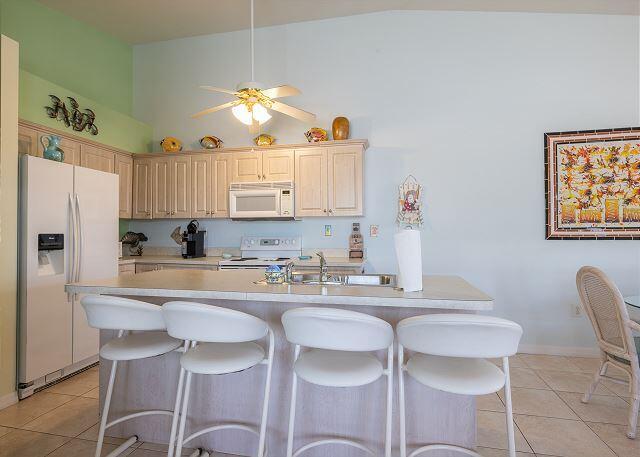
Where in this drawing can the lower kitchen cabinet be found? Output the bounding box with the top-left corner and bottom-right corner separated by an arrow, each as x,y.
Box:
157,264 -> 217,271
135,263 -> 158,274
118,263 -> 135,275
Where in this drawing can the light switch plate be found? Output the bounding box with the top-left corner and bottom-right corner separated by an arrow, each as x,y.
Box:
370,225 -> 379,237
324,225 -> 332,236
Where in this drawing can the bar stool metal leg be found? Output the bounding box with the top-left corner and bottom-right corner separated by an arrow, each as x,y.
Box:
96,358 -> 119,457
503,357 -> 516,457
398,344 -> 407,457
286,344 -> 300,457
257,330 -> 275,457
168,341 -> 190,457
175,370 -> 193,455
385,345 -> 393,457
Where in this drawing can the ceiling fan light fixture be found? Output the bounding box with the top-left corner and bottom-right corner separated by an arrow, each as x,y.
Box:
232,103 -> 254,125
252,103 -> 272,123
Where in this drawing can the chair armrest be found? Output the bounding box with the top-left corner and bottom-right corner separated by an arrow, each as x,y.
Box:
627,319 -> 640,332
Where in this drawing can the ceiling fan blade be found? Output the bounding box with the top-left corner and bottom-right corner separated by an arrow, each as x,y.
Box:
261,85 -> 301,99
191,101 -> 237,119
199,85 -> 238,96
270,100 -> 316,123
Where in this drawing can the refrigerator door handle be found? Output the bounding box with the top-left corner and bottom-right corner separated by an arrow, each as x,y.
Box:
67,193 -> 77,302
75,193 -> 83,284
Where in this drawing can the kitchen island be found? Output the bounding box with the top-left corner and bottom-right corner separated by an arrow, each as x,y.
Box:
66,269 -> 493,457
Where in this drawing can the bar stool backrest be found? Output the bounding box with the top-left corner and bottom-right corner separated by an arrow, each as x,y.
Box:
162,301 -> 268,343
82,295 -> 166,331
281,307 -> 394,351
397,314 -> 522,358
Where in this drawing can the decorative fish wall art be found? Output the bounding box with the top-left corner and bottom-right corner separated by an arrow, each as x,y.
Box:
45,95 -> 99,135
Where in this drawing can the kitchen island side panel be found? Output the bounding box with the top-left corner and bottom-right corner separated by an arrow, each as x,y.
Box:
100,298 -> 475,457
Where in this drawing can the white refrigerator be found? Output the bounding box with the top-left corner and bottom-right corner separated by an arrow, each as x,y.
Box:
18,155 -> 118,398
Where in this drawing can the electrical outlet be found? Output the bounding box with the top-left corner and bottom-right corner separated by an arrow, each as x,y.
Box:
370,225 -> 379,237
573,304 -> 583,317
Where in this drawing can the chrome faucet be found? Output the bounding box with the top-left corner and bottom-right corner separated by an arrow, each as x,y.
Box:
284,260 -> 295,283
316,251 -> 329,282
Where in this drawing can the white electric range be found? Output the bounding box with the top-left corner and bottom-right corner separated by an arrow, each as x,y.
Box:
217,236 -> 302,270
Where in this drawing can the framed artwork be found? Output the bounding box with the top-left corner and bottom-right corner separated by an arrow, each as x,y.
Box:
545,127 -> 640,239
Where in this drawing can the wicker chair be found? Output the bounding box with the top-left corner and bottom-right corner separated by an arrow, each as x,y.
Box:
577,266 -> 640,439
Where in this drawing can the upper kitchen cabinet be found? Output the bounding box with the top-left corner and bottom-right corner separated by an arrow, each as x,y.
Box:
115,154 -> 134,219
133,158 -> 153,219
327,145 -> 363,216
294,148 -> 327,217
294,143 -> 364,217
231,150 -> 262,182
80,144 -> 115,173
18,125 -> 39,156
150,155 -> 191,219
263,150 -> 294,181
231,149 -> 294,183
192,153 -> 232,218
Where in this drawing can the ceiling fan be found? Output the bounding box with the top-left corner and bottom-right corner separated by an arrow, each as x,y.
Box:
191,0 -> 315,131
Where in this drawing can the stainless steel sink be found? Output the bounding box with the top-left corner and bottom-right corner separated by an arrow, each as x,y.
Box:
255,273 -> 397,287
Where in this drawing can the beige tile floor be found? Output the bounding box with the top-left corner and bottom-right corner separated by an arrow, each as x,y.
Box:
0,355 -> 638,456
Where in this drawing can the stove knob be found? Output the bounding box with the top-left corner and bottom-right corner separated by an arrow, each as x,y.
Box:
292,239 -> 296,244
250,240 -> 255,245
284,239 -> 290,245
275,240 -> 280,245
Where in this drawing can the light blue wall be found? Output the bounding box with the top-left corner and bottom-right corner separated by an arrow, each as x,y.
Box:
132,11 -> 640,352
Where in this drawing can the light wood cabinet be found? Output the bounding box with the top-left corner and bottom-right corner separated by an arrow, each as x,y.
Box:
80,144 -> 115,173
191,155 -> 211,219
294,148 -> 328,217
135,263 -> 158,274
118,264 -> 135,275
212,153 -> 231,217
133,158 -> 153,219
151,155 -> 191,219
231,149 -> 294,183
263,150 -> 294,181
191,153 -> 232,219
18,125 -> 39,156
232,150 -> 262,182
294,145 -> 363,217
115,154 -> 133,219
37,132 -> 81,166
328,146 -> 363,216
172,155 -> 192,218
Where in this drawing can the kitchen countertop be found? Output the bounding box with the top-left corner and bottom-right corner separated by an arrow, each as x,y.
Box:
66,269 -> 493,310
118,255 -> 365,268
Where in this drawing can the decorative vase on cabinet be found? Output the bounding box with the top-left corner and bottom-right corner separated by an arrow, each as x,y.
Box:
40,135 -> 65,162
332,116 -> 350,140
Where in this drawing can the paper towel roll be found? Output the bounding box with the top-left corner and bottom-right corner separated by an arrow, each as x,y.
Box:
395,229 -> 423,292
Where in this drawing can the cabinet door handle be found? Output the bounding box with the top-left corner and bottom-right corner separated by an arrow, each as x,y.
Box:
171,211 -> 175,215
166,212 -> 170,215
263,174 -> 266,180
323,209 -> 327,213
328,209 -> 333,214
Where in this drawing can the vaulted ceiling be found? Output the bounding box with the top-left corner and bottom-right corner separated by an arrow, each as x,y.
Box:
38,0 -> 640,44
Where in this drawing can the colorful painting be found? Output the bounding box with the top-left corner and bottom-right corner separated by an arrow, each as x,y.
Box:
545,127 -> 640,239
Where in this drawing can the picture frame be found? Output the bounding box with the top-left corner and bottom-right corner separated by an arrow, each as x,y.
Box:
545,127 -> 640,239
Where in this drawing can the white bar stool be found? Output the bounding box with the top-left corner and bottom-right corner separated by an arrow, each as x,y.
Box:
162,301 -> 274,457
397,314 -> 523,457
82,295 -> 183,457
281,307 -> 394,457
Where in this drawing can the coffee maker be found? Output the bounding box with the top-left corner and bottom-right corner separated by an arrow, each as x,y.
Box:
181,220 -> 206,258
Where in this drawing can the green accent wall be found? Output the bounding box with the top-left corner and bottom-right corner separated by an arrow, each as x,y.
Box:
0,0 -> 133,114
20,70 -> 152,152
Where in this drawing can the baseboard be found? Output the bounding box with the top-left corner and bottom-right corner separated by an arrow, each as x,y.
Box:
0,391 -> 18,410
518,344 -> 600,358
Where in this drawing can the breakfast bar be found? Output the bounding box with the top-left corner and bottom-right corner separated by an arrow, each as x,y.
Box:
66,269 -> 493,457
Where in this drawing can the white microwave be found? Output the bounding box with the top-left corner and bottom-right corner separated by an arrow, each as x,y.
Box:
229,181 -> 295,220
